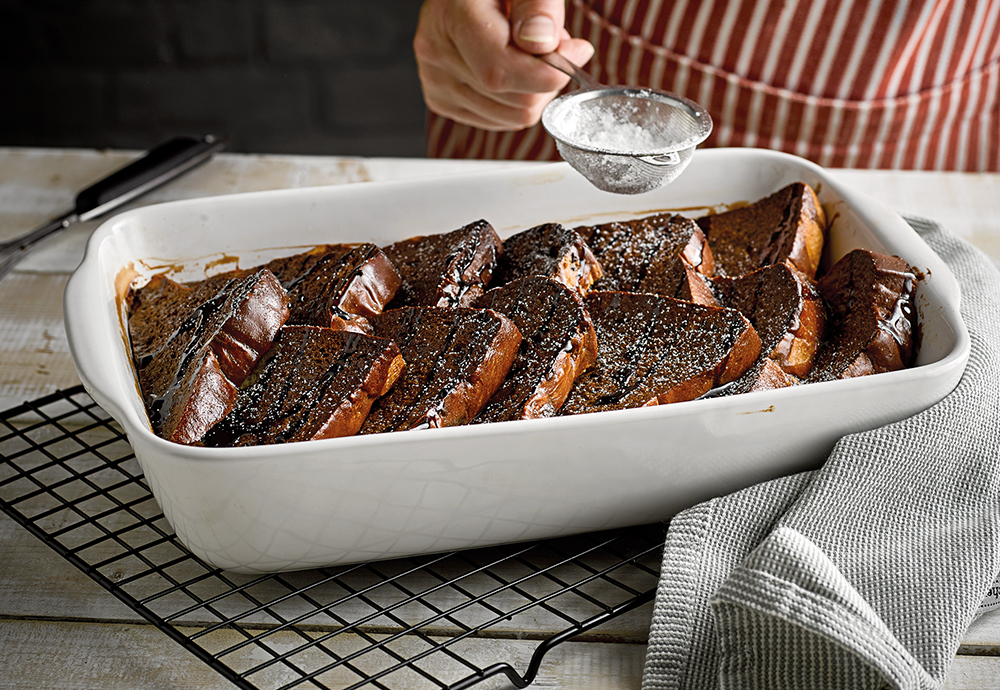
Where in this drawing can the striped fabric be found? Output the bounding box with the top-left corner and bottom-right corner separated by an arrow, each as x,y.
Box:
427,0 -> 1000,170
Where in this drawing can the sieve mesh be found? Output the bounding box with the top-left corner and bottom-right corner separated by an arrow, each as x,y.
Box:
550,93 -> 705,154
541,87 -> 712,194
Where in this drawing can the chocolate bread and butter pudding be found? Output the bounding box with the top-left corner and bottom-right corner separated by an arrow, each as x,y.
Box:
203,326 -> 405,446
473,276 -> 598,422
809,249 -> 918,381
491,223 -> 603,295
124,179 -> 922,448
133,268 -> 290,445
360,307 -> 522,432
383,219 -> 503,308
264,243 -> 401,334
561,292 -> 761,415
575,213 -> 717,305
696,182 -> 826,279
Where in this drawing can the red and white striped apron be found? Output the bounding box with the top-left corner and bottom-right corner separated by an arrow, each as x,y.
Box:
428,0 -> 1000,170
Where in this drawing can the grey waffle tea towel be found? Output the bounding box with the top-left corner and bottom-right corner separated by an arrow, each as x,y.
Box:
641,217 -> 1000,690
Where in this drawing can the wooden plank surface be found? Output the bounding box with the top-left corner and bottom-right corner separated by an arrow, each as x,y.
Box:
1,615 -> 997,689
3,615 -> 994,690
0,618 -> 648,690
2,147 -> 1000,689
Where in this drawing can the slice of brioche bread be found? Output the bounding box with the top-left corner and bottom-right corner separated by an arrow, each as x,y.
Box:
492,222 -> 603,295
264,243 -> 401,334
809,249 -> 917,381
575,213 -> 718,306
383,219 -> 503,309
204,326 -> 405,446
712,263 -> 825,378
128,269 -> 255,364
696,182 -> 826,279
561,291 -> 761,414
136,269 -> 289,444
473,276 -> 598,422
361,307 -> 522,432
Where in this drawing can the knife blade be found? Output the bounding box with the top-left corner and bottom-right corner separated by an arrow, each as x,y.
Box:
0,133 -> 228,283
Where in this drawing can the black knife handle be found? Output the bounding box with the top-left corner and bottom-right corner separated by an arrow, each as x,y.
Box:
0,134 -> 227,284
74,134 -> 228,220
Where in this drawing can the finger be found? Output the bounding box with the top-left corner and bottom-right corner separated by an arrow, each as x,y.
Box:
509,0 -> 566,55
420,64 -> 554,130
419,30 -> 547,107
557,38 -> 596,70
423,39 -> 596,129
467,45 -> 572,94
418,58 -> 545,113
445,0 -> 571,95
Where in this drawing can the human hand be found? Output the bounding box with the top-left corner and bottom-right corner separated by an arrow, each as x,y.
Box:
413,0 -> 595,131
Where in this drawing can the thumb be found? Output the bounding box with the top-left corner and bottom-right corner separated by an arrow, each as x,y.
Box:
509,0 -> 567,55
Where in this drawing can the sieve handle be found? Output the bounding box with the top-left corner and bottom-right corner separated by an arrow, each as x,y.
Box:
639,152 -> 682,166
536,52 -> 602,91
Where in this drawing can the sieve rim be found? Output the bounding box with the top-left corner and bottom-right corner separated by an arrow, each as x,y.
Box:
541,87 -> 713,157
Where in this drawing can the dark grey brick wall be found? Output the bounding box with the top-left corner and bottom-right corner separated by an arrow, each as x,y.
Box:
0,0 -> 428,157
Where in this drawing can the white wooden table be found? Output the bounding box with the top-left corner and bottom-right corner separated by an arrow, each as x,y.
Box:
1,146 -> 999,689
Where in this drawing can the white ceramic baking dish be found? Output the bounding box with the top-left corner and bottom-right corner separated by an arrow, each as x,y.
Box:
64,148 -> 970,573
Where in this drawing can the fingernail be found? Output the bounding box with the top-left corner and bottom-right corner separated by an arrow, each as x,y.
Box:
519,16 -> 556,43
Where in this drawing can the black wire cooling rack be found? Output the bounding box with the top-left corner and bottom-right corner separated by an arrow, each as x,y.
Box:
0,386 -> 664,690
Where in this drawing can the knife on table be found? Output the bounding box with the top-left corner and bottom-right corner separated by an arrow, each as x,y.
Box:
0,133 -> 228,283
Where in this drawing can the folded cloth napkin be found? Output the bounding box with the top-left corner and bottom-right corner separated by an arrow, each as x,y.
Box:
641,217 -> 1000,690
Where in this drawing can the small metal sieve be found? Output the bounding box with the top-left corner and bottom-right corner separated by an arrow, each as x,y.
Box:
539,53 -> 712,195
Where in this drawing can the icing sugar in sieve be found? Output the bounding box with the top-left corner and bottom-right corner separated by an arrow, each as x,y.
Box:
553,103 -> 664,152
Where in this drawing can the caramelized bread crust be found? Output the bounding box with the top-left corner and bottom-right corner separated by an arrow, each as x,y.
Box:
265,243 -> 401,333
361,307 -> 522,432
809,249 -> 917,381
719,357 -> 798,397
204,326 -> 405,446
492,223 -> 603,295
163,350 -> 239,446
696,182 -> 827,279
129,269 -> 253,364
712,263 -> 825,378
575,213 -> 718,306
136,269 -> 290,445
561,292 -> 761,415
473,276 -> 598,422
383,219 -> 503,308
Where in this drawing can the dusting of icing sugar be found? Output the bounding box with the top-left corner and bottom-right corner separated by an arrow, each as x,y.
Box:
554,103 -> 666,152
